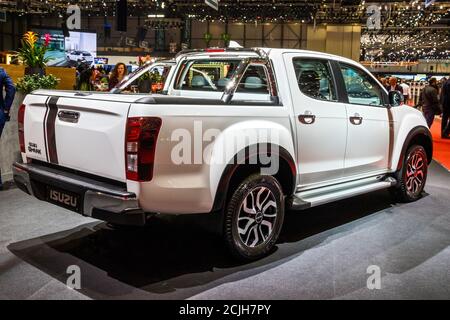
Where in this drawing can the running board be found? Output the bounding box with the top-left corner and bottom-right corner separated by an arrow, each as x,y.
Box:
287,176 -> 397,211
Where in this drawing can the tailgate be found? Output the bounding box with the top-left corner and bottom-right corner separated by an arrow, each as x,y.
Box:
23,94 -> 131,182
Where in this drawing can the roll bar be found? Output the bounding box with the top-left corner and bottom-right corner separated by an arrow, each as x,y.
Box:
221,56 -> 279,105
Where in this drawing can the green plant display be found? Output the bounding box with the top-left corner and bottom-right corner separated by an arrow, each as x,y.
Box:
150,70 -> 163,83
16,74 -> 60,94
15,31 -> 53,74
139,71 -> 151,81
204,32 -> 213,47
221,33 -> 231,47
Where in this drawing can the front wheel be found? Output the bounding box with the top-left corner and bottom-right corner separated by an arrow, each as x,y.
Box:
391,144 -> 428,202
224,174 -> 285,261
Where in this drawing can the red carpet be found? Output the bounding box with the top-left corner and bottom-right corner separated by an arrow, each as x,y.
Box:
430,118 -> 450,171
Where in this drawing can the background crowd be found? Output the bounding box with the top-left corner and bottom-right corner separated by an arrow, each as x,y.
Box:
75,62 -> 129,92
75,55 -> 154,92
378,75 -> 450,135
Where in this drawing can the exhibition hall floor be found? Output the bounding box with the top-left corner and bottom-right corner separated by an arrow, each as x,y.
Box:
431,118 -> 450,170
0,162 -> 449,300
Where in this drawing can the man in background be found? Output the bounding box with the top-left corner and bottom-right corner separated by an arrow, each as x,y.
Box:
441,77 -> 450,139
399,79 -> 411,105
0,67 -> 15,138
421,77 -> 440,129
0,67 -> 16,190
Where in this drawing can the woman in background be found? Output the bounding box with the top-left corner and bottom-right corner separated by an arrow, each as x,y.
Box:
108,63 -> 128,90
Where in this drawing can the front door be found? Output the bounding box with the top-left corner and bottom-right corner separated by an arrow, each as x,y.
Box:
338,63 -> 390,178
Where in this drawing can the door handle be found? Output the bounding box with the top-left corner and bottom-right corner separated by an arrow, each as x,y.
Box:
58,110 -> 80,123
349,113 -> 363,125
298,111 -> 316,125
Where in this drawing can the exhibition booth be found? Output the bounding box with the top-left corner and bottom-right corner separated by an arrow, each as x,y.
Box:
0,0 -> 449,303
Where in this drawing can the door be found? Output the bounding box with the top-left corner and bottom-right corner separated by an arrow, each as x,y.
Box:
283,54 -> 348,189
338,63 -> 390,178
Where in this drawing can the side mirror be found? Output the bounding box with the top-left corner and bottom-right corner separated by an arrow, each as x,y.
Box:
389,90 -> 403,107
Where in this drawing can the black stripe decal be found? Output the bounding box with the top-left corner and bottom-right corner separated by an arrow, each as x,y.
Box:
387,107 -> 395,170
46,96 -> 59,164
43,97 -> 50,162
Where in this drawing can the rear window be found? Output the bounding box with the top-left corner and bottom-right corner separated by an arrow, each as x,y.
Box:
174,59 -> 241,92
236,65 -> 270,94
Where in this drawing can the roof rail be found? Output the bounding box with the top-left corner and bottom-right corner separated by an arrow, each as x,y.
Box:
175,47 -> 264,59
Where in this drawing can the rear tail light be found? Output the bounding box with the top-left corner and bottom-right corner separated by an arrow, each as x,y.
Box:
125,117 -> 162,182
18,104 -> 26,153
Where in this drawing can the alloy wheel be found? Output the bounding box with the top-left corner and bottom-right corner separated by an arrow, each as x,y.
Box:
405,149 -> 426,196
237,186 -> 278,248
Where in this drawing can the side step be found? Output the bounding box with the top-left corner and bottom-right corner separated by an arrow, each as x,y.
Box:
287,176 -> 397,211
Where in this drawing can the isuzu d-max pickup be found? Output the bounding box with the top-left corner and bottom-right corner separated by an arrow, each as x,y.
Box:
13,48 -> 432,260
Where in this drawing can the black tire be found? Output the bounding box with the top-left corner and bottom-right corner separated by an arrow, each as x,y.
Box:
224,174 -> 284,261
391,144 -> 428,202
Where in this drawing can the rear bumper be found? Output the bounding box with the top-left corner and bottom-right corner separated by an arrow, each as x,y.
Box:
13,162 -> 147,226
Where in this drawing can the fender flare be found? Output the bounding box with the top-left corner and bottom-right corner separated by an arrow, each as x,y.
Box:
211,144 -> 297,213
396,125 -> 433,171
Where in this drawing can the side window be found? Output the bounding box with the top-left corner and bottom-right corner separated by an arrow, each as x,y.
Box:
236,65 -> 270,94
293,58 -> 337,101
340,64 -> 384,106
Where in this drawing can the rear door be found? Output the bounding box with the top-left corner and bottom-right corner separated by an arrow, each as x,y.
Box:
24,94 -> 131,182
283,53 -> 348,189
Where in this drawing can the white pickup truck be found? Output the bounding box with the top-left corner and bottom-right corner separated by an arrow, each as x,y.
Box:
13,48 -> 432,260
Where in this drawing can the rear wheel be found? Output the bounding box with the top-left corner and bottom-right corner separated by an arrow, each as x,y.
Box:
224,174 -> 284,261
391,145 -> 428,202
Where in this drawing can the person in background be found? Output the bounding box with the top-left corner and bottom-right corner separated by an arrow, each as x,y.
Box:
380,77 -> 388,88
91,66 -> 109,92
75,62 -> 93,91
90,66 -> 101,89
421,77 -> 440,128
108,63 -> 128,90
387,77 -> 402,93
440,77 -> 450,139
0,67 -> 15,138
399,79 -> 411,105
0,67 -> 16,190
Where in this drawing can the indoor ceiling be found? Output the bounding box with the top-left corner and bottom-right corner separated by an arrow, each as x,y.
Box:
0,0 -> 448,25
